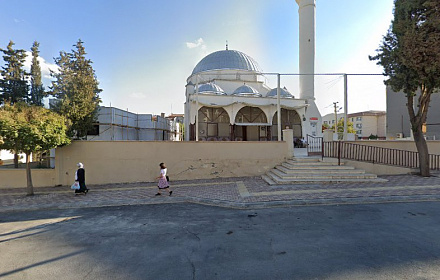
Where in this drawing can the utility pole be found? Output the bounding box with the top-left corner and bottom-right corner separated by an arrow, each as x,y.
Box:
333,102 -> 339,133
343,74 -> 348,140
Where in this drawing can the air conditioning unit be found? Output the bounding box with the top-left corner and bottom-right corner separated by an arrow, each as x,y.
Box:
396,133 -> 403,138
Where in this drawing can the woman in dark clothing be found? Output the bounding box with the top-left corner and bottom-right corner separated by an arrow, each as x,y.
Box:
75,162 -> 89,194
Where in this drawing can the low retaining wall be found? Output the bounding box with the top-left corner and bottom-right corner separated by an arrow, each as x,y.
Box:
326,140 -> 440,175
0,140 -> 288,189
0,169 -> 57,189
344,140 -> 440,154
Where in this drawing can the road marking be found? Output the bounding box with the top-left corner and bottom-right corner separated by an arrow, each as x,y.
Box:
237,181 -> 250,197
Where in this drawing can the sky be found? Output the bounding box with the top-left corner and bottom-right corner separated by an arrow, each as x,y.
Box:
1,0 -> 394,117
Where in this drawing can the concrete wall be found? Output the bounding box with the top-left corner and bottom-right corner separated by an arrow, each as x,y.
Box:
0,141 -> 288,189
0,169 -> 57,189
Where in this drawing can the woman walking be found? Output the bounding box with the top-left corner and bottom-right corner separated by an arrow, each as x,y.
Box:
75,162 -> 89,194
155,163 -> 172,196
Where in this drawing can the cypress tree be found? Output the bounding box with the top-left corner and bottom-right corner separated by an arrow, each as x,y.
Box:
29,41 -> 46,106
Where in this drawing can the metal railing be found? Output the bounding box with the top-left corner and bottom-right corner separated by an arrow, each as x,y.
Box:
306,134 -> 323,157
323,141 -> 440,170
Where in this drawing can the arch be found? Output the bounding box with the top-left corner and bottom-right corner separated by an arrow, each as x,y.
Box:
195,106 -> 231,141
235,106 -> 267,124
272,109 -> 302,141
234,106 -> 269,141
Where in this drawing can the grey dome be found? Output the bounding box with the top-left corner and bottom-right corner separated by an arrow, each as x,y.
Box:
196,83 -> 226,95
233,84 -> 261,97
266,87 -> 294,98
192,50 -> 261,75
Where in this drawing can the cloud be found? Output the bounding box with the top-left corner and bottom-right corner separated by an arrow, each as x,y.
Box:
23,51 -> 59,79
186,38 -> 206,50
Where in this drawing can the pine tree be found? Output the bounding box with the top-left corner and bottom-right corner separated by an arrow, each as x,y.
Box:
51,39 -> 102,139
29,41 -> 46,106
370,0 -> 440,176
0,40 -> 28,105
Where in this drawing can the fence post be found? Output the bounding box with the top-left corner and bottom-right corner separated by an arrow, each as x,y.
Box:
338,141 -> 341,166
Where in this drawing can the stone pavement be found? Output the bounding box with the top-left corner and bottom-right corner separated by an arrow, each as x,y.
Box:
1,172 -> 440,213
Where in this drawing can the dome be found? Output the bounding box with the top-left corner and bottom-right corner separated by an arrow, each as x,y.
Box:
192,50 -> 261,75
233,84 -> 262,97
266,87 -> 294,98
196,83 -> 226,95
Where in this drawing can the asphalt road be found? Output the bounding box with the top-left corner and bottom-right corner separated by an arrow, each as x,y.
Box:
1,202 -> 440,280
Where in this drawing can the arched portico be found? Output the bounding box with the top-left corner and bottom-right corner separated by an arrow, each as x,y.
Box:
233,106 -> 270,141
190,106 -> 231,141
272,109 -> 302,141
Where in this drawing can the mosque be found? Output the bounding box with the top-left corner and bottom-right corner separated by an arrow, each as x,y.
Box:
184,0 -> 322,141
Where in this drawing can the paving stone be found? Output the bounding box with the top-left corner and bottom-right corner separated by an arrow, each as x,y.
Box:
1,174 -> 440,212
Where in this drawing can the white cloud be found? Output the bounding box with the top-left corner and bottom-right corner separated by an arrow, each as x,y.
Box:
23,51 -> 59,79
186,38 -> 206,50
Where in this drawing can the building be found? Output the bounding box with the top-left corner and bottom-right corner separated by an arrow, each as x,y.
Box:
87,106 -> 172,141
322,113 -> 344,129
184,1 -> 322,141
348,111 -> 386,140
386,86 -> 440,140
322,111 -> 386,140
166,114 -> 184,141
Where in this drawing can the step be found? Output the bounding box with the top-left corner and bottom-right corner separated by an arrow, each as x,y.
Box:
285,160 -> 344,166
270,169 -> 377,180
290,157 -> 322,162
266,170 -> 387,184
276,165 -> 363,174
281,162 -> 354,170
261,174 -> 277,185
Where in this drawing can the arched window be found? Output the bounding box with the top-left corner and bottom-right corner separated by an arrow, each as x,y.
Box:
235,106 -> 267,123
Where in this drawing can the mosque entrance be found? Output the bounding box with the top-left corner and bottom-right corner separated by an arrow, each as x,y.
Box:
233,106 -> 270,141
272,109 -> 302,141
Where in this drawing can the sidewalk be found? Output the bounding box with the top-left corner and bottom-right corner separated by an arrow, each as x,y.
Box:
1,173 -> 440,213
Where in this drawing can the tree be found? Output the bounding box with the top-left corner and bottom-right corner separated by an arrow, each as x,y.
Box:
50,39 -> 102,139
331,118 -> 355,133
370,0 -> 440,176
29,41 -> 46,106
0,40 -> 28,105
0,103 -> 71,195
1,40 -> 29,168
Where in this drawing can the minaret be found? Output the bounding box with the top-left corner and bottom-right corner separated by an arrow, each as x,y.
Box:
295,0 -> 315,100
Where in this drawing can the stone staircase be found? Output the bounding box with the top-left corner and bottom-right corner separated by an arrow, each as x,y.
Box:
262,157 -> 387,185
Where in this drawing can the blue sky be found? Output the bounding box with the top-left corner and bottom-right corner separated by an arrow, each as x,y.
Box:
1,0 -> 394,116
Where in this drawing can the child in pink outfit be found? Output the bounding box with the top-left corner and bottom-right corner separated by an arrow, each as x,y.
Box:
155,163 -> 172,196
